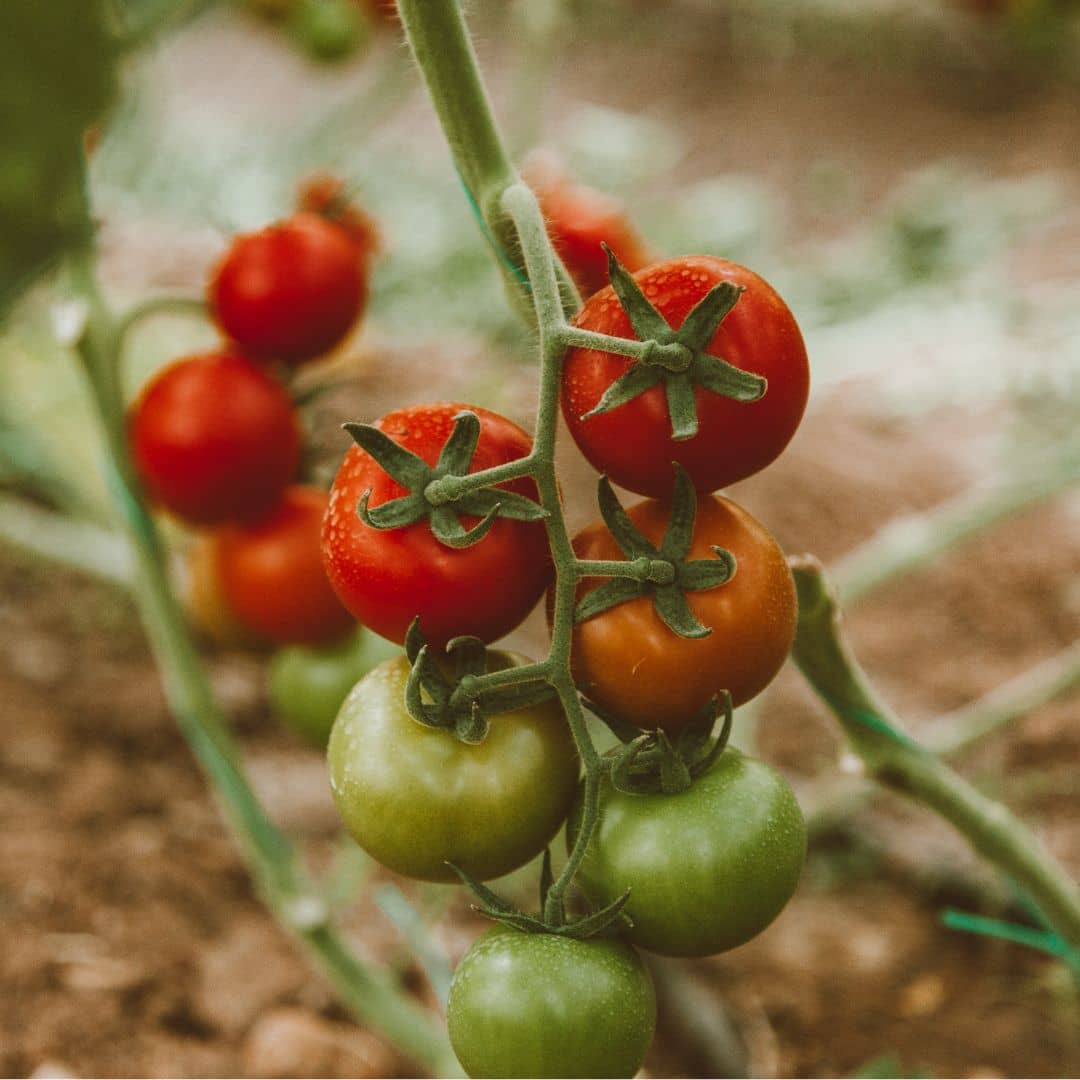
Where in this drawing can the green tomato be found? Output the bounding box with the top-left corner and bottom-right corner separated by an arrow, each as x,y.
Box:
568,749 -> 806,957
289,0 -> 369,62
447,926 -> 655,1079
327,654 -> 579,882
269,628 -> 400,747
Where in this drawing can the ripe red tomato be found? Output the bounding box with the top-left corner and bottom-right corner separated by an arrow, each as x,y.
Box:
209,212 -> 366,364
129,351 -> 301,526
295,173 -> 380,259
527,157 -> 653,300
322,403 -> 552,648
566,493 -> 796,732
216,486 -> 356,646
183,533 -> 268,650
562,256 -> 809,497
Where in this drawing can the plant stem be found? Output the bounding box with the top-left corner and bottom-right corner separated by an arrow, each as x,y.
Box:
790,555 -> 1080,947
67,248 -> 458,1077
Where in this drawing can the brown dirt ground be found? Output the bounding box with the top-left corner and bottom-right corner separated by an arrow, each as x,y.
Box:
3,6 -> 1080,1079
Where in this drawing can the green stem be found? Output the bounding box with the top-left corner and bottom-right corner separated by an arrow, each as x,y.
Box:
114,294 -> 207,343
558,325 -> 661,361
790,555 -> 1080,947
396,0 -> 579,323
423,454 -> 538,504
67,248 -> 458,1077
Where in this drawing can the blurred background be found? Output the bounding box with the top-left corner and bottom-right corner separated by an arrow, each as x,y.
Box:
2,0 -> 1079,1076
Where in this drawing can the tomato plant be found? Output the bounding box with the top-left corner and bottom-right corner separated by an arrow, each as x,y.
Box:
562,255 -> 810,497
268,627 -> 399,746
568,749 -> 806,956
321,402 -> 552,648
327,652 -> 579,882
446,925 -> 656,1079
567,491 -> 797,732
209,212 -> 367,363
129,351 -> 301,526
216,485 -> 355,646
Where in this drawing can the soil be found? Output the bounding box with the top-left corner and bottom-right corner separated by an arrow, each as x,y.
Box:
3,4 -> 1080,1078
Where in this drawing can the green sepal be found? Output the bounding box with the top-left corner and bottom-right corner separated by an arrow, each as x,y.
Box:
677,281 -> 744,351
584,697 -> 645,745
663,374 -> 699,441
610,734 -> 653,794
428,503 -> 499,548
652,585 -> 710,639
655,730 -> 693,793
470,681 -> 559,715
356,490 -> 426,531
344,422 -> 431,489
658,465 -> 697,561
404,644 -> 453,727
691,352 -> 766,402
580,363 -> 664,422
597,477 -> 658,559
539,848 -> 555,914
446,862 -> 513,912
603,244 -> 672,342
446,636 -> 487,680
404,617 -> 426,664
573,577 -> 647,624
454,702 -> 489,745
678,549 -> 737,591
435,410 -> 481,475
456,487 -> 548,522
553,891 -> 633,940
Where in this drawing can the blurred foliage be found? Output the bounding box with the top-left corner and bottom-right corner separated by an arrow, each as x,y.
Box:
849,1054 -> 931,1080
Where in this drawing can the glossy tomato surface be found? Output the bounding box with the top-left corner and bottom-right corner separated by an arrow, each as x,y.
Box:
566,493 -> 796,731
447,925 -> 656,1079
129,351 -> 300,526
268,627 -> 399,746
567,750 -> 806,957
183,532 -> 268,650
322,402 -> 552,648
210,212 -> 365,363
562,256 -> 809,497
216,486 -> 355,646
327,653 -> 579,882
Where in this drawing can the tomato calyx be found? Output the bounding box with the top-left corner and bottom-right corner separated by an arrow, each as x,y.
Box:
575,464 -> 736,638
579,246 -> 767,441
344,410 -> 546,550
448,854 -> 633,939
593,690 -> 735,796
402,620 -> 556,744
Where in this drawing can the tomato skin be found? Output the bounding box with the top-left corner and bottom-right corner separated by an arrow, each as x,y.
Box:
129,351 -> 300,526
268,628 -> 399,746
567,750 -> 806,957
566,493 -> 796,731
321,402 -> 552,648
216,486 -> 355,646
210,212 -> 365,363
183,533 -> 268,650
562,255 -> 809,497
447,926 -> 655,1079
327,654 -> 579,882
296,173 -> 380,259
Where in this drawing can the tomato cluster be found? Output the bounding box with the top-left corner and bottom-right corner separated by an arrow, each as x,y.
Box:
318,213 -> 810,1075
130,181 -> 377,652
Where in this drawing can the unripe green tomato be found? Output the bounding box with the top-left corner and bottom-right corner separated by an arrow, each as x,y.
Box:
447,926 -> 656,1079
568,749 -> 806,957
289,0 -> 369,61
327,654 -> 579,882
268,628 -> 399,746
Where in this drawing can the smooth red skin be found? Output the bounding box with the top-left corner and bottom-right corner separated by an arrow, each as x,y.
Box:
562,256 -> 810,498
217,486 -> 356,647
129,351 -> 301,526
565,494 -> 796,733
538,181 -> 653,299
210,212 -> 365,364
322,403 -> 552,648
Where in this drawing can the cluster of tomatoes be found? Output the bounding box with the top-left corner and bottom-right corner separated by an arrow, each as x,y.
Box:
128,179 -> 390,724
317,177 -> 812,1077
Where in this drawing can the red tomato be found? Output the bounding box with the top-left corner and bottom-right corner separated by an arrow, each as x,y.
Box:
183,533 -> 268,650
209,212 -> 366,364
295,173 -> 381,260
217,486 -> 355,646
129,351 -> 300,526
562,256 -> 810,497
527,157 -> 653,299
322,403 -> 552,648
566,493 -> 796,732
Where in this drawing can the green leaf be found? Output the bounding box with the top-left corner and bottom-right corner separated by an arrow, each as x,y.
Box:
676,281 -> 743,351
604,244 -> 671,342
0,0 -> 119,312
579,363 -> 664,421
344,423 -> 433,490
574,577 -> 647,624
435,411 -> 481,476
596,477 -> 657,559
